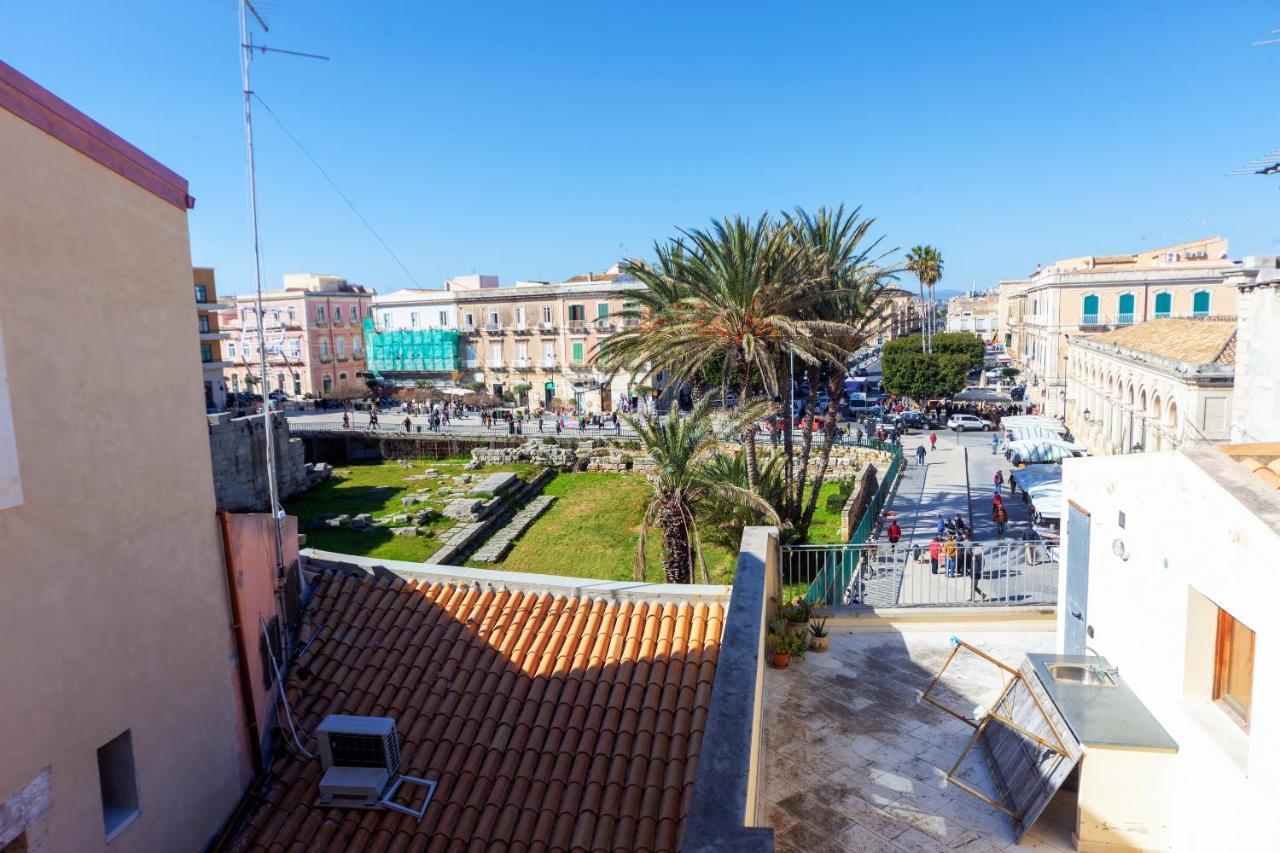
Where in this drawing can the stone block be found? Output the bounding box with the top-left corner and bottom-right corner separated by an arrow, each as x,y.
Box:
444,498 -> 483,521
391,526 -> 418,537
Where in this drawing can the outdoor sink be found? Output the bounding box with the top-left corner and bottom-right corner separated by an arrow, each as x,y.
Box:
1048,663 -> 1116,687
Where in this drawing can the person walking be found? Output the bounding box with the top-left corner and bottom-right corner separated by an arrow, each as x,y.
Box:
929,431 -> 938,451
991,433 -> 1000,455
887,518 -> 902,554
929,537 -> 941,574
970,544 -> 987,600
943,535 -> 958,577
993,469 -> 1004,491
916,444 -> 927,466
935,513 -> 946,538
402,415 -> 411,433
538,415 -> 544,433
994,503 -> 1009,539
342,412 -> 350,429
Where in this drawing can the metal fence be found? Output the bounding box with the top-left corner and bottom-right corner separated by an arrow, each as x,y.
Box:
782,539 -> 1059,608
285,416 -> 640,440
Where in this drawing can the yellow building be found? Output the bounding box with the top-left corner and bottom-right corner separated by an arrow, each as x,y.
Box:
0,62 -> 245,850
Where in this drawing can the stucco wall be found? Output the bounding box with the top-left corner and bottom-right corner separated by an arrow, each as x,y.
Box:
1058,451 -> 1279,851
0,108 -> 244,851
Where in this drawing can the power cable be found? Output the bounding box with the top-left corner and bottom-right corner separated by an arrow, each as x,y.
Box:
251,92 -> 426,290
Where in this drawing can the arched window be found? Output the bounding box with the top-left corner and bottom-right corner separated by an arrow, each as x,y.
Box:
231,375 -> 239,392
338,372 -> 348,386
1153,291 -> 1172,318
322,375 -> 333,394
1167,400 -> 1180,445
1118,293 -> 1135,325
276,372 -> 285,390
1082,294 -> 1100,325
1192,290 -> 1211,317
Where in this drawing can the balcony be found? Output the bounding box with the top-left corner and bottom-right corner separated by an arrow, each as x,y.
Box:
512,325 -> 532,335
1117,312 -> 1135,325
463,359 -> 479,368
567,323 -> 587,334
515,358 -> 532,370
483,323 -> 504,334
196,300 -> 233,311
593,320 -> 616,333
537,322 -> 557,333
541,358 -> 558,369
461,326 -> 479,335
318,353 -> 332,363
199,330 -> 230,342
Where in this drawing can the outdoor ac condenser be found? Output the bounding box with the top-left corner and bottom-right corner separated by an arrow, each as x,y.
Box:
315,715 -> 400,808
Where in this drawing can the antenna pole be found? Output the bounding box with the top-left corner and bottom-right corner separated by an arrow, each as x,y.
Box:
239,0 -> 290,637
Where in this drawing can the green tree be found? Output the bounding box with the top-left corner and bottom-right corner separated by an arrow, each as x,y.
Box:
600,215 -> 844,492
904,245 -> 944,352
882,334 -> 971,399
928,331 -> 984,370
627,400 -> 777,583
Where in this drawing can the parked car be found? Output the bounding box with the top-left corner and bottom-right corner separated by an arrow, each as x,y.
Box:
896,411 -> 927,431
853,366 -> 868,377
947,413 -> 990,432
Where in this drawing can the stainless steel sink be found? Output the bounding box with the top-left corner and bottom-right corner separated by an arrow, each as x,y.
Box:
1048,663 -> 1117,686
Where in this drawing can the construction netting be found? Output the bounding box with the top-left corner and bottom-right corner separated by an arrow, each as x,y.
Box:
363,319 -> 460,372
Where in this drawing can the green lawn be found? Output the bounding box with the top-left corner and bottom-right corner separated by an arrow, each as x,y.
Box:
485,472 -> 739,584
286,457 -> 539,562
804,480 -> 851,544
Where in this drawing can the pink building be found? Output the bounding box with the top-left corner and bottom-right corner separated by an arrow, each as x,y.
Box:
221,273 -> 375,399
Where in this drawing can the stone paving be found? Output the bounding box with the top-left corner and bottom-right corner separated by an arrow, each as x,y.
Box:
471,495 -> 557,562
761,629 -> 1074,853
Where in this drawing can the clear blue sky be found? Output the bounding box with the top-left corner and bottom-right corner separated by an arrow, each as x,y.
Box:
4,1 -> 1279,296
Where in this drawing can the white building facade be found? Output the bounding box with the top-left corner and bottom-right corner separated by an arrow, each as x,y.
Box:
1224,256 -> 1280,442
1065,319 -> 1235,455
1058,446 -> 1279,851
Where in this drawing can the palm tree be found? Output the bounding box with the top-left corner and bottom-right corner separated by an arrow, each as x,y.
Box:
628,400 -> 777,583
784,206 -> 896,533
600,215 -> 845,492
905,245 -> 943,353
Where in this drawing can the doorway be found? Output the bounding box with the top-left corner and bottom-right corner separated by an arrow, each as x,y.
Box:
1064,502 -> 1091,655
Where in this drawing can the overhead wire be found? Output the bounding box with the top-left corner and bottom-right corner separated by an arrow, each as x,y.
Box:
251,91 -> 426,290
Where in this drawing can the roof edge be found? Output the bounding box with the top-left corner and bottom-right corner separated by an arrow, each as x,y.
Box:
301,549 -> 731,604
0,60 -> 194,210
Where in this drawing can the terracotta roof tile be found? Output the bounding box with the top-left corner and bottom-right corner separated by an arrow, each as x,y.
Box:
229,571 -> 725,853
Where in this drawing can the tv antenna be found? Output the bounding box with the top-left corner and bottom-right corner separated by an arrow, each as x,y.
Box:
238,0 -> 328,652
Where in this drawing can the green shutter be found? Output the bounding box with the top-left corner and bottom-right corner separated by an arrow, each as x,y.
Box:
1154,292 -> 1172,317
1193,290 -> 1210,315
597,303 -> 609,319
572,342 -> 584,363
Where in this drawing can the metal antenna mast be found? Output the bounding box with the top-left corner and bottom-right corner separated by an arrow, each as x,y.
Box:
238,0 -> 328,652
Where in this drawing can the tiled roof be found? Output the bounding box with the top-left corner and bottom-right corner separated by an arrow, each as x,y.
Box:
1085,319 -> 1237,365
1218,442 -> 1280,490
564,273 -> 622,283
230,569 -> 725,852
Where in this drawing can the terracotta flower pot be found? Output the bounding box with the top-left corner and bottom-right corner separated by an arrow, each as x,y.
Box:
771,652 -> 790,669
810,636 -> 830,653
786,620 -> 809,635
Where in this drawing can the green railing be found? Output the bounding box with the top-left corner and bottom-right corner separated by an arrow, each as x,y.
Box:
791,442 -> 903,605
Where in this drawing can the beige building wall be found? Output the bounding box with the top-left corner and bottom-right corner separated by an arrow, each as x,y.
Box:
0,89 -> 244,851
1059,449 -> 1280,851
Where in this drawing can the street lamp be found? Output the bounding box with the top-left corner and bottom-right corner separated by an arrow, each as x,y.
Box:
1082,408 -> 1092,422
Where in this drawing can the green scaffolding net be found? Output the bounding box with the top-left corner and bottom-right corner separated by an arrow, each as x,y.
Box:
363,319 -> 460,372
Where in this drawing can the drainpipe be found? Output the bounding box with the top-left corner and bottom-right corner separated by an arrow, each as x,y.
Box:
217,508 -> 265,775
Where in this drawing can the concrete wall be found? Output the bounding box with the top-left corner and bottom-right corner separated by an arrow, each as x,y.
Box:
207,413 -> 330,511
1058,450 -> 1280,851
1231,273 -> 1280,442
0,104 -> 243,850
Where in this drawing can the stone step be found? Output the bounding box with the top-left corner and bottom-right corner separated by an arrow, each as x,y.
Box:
472,495 -> 557,563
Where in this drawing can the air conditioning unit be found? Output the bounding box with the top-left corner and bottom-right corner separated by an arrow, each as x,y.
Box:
316,715 -> 400,809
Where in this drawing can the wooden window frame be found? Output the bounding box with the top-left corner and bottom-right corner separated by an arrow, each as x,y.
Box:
1213,607 -> 1255,731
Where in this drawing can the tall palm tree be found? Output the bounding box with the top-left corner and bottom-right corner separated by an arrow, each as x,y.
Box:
905,245 -> 943,353
785,206 -> 896,534
627,400 -> 777,583
600,215 -> 846,492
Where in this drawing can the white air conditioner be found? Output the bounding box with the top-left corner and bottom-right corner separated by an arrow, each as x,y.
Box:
315,715 -> 400,809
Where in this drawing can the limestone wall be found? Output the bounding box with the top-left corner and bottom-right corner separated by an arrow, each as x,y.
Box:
208,413 -> 331,512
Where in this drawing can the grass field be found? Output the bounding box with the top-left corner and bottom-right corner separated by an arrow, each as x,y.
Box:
285,457 -> 538,562
804,480 -> 851,544
485,472 -> 739,584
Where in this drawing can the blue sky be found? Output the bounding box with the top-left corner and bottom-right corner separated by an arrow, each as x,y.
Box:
4,1 -> 1279,296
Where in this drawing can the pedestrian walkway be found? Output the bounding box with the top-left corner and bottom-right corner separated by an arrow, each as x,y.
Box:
873,431 -> 1048,605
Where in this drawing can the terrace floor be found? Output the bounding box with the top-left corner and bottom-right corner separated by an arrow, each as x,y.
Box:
761,628 -> 1076,852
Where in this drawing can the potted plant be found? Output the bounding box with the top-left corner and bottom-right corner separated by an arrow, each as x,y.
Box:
789,630 -> 807,662
768,633 -> 790,669
809,617 -> 829,653
783,597 -> 813,635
